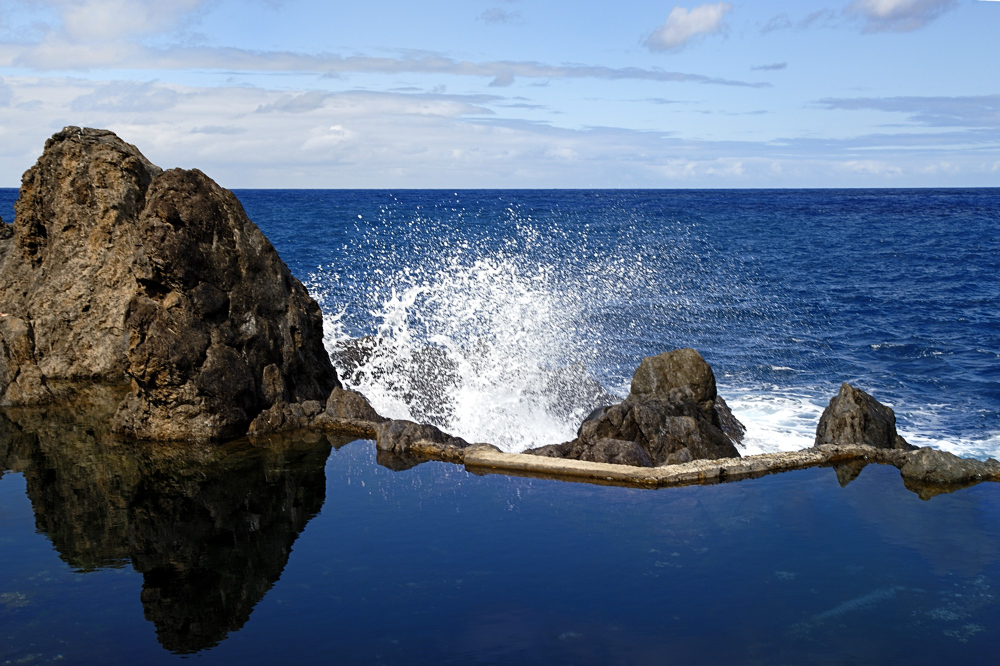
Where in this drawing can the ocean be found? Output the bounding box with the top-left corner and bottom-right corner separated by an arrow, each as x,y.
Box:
236,188 -> 999,457
1,188 -> 999,663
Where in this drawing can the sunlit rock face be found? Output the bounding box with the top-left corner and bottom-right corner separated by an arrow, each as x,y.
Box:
1,402 -> 341,653
0,127 -> 339,440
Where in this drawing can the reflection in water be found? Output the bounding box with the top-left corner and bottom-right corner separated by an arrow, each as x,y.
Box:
0,394 -> 345,654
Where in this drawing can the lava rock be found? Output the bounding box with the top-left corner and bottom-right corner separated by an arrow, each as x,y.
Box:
528,348 -> 742,467
814,383 -> 915,451
714,395 -> 746,445
248,387 -> 386,438
898,447 -> 1000,488
0,127 -> 340,440
375,419 -> 472,463
527,437 -> 654,467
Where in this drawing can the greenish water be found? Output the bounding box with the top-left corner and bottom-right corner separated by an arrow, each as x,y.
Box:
2,405 -> 1000,664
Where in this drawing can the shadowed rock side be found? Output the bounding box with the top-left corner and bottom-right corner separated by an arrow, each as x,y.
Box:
0,403 -> 345,653
815,382 -> 915,451
0,127 -> 340,440
526,348 -> 742,466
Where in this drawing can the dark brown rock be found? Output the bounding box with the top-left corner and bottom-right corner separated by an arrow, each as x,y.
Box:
814,383 -> 915,451
0,127 -> 340,440
527,437 -> 654,467
630,348 -> 719,421
898,447 -> 1000,490
527,348 -> 741,467
714,395 -> 745,445
248,387 -> 386,438
375,419 -> 471,463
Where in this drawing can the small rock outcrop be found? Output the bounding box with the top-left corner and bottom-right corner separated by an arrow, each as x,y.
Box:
249,387 -> 386,439
0,127 -> 341,440
527,348 -> 742,467
814,383 -> 915,451
897,447 -> 1000,491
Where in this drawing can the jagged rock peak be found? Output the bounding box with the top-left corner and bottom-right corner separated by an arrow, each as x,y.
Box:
0,126 -> 341,440
814,382 -> 915,451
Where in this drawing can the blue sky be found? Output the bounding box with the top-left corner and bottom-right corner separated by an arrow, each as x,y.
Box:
0,0 -> 997,187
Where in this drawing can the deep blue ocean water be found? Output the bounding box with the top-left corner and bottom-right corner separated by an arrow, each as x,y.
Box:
1,188 -> 999,663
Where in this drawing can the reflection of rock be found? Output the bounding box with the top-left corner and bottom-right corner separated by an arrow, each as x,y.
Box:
815,383 -> 914,451
0,401 -> 342,653
0,127 -> 339,440
526,349 -> 742,467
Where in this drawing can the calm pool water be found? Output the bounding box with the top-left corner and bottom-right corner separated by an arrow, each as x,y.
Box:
2,407 -> 1000,665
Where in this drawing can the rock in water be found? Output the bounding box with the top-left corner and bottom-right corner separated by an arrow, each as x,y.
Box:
814,383 -> 915,450
0,127 -> 340,440
526,348 -> 742,466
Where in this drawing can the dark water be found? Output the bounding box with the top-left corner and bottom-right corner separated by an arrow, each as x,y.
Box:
2,188 -> 1000,662
3,412 -> 1000,664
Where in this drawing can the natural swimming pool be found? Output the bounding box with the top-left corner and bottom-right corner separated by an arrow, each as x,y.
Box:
2,407 -> 999,664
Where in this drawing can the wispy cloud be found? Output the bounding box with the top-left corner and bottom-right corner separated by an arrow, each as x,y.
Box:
2,43 -> 769,88
847,0 -> 958,33
479,8 -> 525,25
751,62 -> 787,71
37,0 -> 211,41
761,9 -> 840,33
818,94 -> 1000,127
644,3 -> 733,52
0,77 -> 12,107
69,80 -> 180,112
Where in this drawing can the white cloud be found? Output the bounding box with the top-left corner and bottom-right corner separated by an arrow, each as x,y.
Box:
645,3 -> 733,52
0,77 -> 993,189
1,42 -> 767,88
36,0 -> 210,42
0,77 -> 12,107
479,8 -> 525,25
848,0 -> 958,33
841,159 -> 902,176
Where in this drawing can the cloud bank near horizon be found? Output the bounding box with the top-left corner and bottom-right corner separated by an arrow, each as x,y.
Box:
0,0 -> 996,188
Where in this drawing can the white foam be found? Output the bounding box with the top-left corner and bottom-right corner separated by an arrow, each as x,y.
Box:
724,390 -> 826,456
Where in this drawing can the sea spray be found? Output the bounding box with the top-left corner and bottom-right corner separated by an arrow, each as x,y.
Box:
298,190 -> 1000,458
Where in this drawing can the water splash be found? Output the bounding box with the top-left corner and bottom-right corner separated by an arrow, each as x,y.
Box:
313,236 -> 622,452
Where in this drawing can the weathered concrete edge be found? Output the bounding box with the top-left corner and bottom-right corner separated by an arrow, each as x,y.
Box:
462,443 -> 899,488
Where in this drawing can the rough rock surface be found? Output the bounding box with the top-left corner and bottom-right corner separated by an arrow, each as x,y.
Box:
527,437 -> 654,467
249,387 -> 385,439
526,348 -> 742,466
375,419 -> 473,461
814,382 -> 915,451
0,127 -> 340,440
897,447 -> 1000,490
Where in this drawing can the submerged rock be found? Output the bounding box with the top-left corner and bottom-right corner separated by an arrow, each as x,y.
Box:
526,348 -> 742,467
0,127 -> 341,440
814,383 -> 915,451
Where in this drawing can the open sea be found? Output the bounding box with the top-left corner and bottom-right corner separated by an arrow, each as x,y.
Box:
1,188 -> 999,663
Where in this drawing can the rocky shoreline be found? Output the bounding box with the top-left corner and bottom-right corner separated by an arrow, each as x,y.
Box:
2,127 -> 997,500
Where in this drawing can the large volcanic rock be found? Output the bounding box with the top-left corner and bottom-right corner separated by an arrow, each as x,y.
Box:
814,383 -> 915,451
0,127 -> 340,440
527,348 -> 742,466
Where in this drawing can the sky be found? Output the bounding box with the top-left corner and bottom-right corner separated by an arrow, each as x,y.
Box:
0,0 -> 997,188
